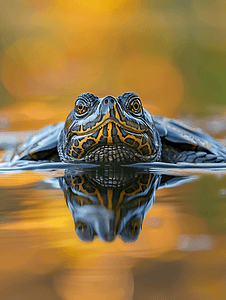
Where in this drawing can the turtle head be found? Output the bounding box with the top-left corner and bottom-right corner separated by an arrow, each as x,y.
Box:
57,92 -> 161,163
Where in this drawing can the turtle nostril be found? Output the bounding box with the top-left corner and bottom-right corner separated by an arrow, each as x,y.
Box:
110,99 -> 114,104
104,99 -> 108,104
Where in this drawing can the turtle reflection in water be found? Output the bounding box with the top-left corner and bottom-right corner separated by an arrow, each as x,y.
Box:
59,167 -> 193,242
4,92 -> 226,164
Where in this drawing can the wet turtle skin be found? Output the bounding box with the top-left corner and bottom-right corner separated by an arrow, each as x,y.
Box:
58,92 -> 161,163
5,92 -> 226,164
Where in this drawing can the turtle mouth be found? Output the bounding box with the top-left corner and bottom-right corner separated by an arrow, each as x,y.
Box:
72,117 -> 147,136
84,144 -> 138,163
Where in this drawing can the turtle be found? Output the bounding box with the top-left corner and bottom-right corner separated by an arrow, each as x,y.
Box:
4,92 -> 226,165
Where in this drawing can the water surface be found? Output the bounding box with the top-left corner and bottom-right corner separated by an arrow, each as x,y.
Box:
0,161 -> 226,300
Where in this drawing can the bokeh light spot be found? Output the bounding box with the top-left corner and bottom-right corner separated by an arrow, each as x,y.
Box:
1,38 -> 105,101
56,0 -> 135,13
1,39 -> 67,98
116,54 -> 184,116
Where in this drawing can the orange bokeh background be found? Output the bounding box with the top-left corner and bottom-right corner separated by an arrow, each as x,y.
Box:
1,1 -> 225,130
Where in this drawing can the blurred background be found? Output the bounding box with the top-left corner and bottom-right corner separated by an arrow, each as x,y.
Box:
0,0 -> 226,132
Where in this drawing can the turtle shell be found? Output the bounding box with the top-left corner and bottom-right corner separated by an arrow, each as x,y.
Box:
152,115 -> 226,163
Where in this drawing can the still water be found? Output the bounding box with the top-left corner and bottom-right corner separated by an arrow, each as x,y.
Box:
0,159 -> 226,300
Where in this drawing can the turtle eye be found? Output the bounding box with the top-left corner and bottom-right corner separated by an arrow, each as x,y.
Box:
128,98 -> 142,114
75,99 -> 89,115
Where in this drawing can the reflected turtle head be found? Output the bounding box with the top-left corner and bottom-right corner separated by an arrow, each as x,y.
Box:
59,167 -> 161,243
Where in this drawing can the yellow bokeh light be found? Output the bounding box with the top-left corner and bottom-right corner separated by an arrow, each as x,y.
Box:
1,39 -> 65,98
1,38 -> 105,100
56,0 -> 136,14
116,54 -> 184,116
